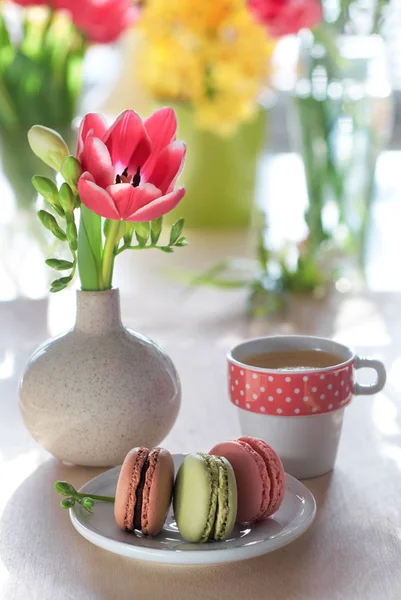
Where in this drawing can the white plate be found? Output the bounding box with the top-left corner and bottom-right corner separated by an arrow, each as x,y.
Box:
70,454 -> 316,565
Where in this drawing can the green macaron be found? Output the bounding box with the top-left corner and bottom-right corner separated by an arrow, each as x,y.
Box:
173,453 -> 237,543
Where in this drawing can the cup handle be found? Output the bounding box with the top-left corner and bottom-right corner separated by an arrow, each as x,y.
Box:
354,356 -> 386,395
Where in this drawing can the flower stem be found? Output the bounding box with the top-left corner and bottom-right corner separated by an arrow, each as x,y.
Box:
101,219 -> 123,289
76,492 -> 115,503
78,205 -> 103,290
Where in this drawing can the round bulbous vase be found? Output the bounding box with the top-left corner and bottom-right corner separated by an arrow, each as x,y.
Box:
19,289 -> 181,466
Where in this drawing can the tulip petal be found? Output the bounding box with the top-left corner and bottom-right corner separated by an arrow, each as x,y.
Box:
126,186 -> 186,222
103,110 -> 151,176
82,137 -> 115,189
147,141 -> 186,195
143,108 -> 178,177
76,113 -> 108,159
107,182 -> 161,220
78,172 -> 120,220
144,107 -> 177,148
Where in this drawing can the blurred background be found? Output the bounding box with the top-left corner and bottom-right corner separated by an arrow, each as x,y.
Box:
1,5 -> 400,595
0,0 -> 400,311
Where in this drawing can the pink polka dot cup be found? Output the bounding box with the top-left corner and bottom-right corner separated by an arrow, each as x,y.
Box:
228,335 -> 386,479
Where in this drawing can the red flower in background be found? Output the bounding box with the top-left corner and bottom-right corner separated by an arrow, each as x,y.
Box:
247,0 -> 322,36
77,108 -> 186,222
10,0 -> 137,44
9,0 -> 46,5
58,0 -> 138,44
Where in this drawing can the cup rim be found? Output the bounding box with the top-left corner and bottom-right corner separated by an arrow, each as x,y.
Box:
227,335 -> 355,375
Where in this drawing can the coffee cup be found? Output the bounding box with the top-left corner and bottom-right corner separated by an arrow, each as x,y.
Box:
227,335 -> 386,479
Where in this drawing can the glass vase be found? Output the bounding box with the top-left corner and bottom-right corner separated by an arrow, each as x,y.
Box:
293,33 -> 393,271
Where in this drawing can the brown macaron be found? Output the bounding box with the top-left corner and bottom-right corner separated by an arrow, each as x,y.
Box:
114,446 -> 174,536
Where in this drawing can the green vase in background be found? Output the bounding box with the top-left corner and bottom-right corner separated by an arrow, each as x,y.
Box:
167,104 -> 268,228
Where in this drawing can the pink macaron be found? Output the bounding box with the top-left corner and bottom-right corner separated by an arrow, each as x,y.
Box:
238,436 -> 285,519
210,436 -> 285,524
114,446 -> 174,536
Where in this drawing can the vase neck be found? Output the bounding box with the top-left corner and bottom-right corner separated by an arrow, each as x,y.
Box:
74,289 -> 122,334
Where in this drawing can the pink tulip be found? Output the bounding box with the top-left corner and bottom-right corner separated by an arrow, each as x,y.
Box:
247,0 -> 322,37
77,109 -> 186,222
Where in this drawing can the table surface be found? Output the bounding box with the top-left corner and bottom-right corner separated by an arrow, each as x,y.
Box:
1,231 -> 401,600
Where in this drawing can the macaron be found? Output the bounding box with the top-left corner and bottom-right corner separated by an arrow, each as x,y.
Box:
173,453 -> 237,543
114,446 -> 174,536
238,436 -> 285,519
209,437 -> 285,524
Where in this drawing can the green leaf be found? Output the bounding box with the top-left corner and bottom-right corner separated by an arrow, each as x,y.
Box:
160,246 -> 174,253
185,259 -> 253,289
45,258 -> 74,270
194,278 -> 248,289
50,276 -> 72,293
150,217 -> 163,245
174,236 -> 188,247
77,205 -> 102,291
135,222 -> 150,246
103,219 -> 111,238
169,218 -> 184,246
256,231 -> 269,269
37,210 -> 67,241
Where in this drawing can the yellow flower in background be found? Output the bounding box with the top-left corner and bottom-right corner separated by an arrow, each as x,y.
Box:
139,0 -> 244,35
136,0 -> 275,135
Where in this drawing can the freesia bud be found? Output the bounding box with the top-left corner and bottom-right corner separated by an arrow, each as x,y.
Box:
32,176 -> 63,213
61,156 -> 83,193
50,276 -> 72,293
28,125 -> 70,172
67,222 -> 78,251
55,481 -> 77,495
37,210 -> 67,241
82,497 -> 94,510
60,497 -> 75,509
59,183 -> 75,215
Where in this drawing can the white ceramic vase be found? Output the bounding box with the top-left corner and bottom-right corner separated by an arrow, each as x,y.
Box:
19,289 -> 181,466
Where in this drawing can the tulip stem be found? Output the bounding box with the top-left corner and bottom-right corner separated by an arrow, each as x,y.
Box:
101,219 -> 123,289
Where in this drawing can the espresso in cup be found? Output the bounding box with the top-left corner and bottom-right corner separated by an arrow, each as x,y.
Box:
241,349 -> 343,370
